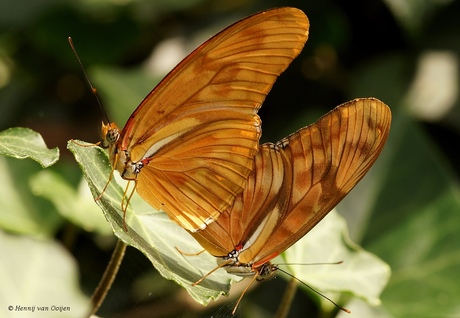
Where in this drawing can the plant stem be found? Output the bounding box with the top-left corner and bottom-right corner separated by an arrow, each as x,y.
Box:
274,277 -> 298,318
87,239 -> 127,317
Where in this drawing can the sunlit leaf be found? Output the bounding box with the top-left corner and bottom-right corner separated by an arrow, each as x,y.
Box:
283,210 -> 390,311
30,170 -> 112,235
0,127 -> 59,168
0,157 -> 61,236
67,140 -> 239,305
0,230 -> 88,318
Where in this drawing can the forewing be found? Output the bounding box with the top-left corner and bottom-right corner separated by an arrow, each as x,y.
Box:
124,7 -> 309,231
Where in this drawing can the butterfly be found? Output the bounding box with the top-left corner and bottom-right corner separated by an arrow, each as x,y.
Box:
98,7 -> 310,232
188,98 -> 392,313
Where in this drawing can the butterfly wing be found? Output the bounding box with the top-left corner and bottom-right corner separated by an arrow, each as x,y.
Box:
190,144 -> 291,256
191,98 -> 391,266
251,98 -> 392,266
118,7 -> 310,231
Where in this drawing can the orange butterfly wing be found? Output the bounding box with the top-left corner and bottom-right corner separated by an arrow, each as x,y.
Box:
112,7 -> 309,231
190,144 -> 290,256
249,98 -> 391,267
191,98 -> 391,268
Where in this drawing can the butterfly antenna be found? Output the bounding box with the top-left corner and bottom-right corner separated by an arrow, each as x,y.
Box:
68,37 -> 111,124
276,267 -> 351,314
276,261 -> 343,266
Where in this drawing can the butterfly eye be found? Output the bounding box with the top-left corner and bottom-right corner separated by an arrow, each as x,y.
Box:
256,263 -> 276,281
100,122 -> 120,148
105,126 -> 119,145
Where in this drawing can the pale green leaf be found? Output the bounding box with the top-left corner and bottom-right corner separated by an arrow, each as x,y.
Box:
282,210 -> 390,311
67,140 -> 240,305
0,230 -> 88,317
29,170 -> 112,235
0,157 -> 61,236
0,127 -> 59,168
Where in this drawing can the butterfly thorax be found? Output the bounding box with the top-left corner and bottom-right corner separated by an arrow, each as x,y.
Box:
217,248 -> 278,281
219,259 -> 253,277
216,246 -> 271,279
101,121 -> 143,180
215,247 -> 249,276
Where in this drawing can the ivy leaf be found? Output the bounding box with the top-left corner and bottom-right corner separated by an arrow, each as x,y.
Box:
282,210 -> 390,312
29,170 -> 112,235
67,140 -> 239,305
0,127 -> 59,168
0,230 -> 88,317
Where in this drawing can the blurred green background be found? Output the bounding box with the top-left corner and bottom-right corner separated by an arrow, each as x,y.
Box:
1,0 -> 460,317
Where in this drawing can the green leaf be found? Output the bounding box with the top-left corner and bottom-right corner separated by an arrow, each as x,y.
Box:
0,127 -> 59,168
0,230 -> 88,317
347,42 -> 460,316
339,108 -> 460,316
0,157 -> 62,236
282,210 -> 390,311
29,170 -> 112,235
67,140 -> 239,305
68,139 -> 390,310
362,114 -> 460,317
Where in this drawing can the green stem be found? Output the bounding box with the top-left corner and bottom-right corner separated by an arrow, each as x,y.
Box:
274,277 -> 298,318
87,239 -> 127,317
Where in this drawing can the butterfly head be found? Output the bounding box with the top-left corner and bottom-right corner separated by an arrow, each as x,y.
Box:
255,262 -> 277,281
100,122 -> 120,149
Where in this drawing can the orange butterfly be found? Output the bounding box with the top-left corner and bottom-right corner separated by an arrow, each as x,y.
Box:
189,98 -> 392,312
98,7 -> 310,232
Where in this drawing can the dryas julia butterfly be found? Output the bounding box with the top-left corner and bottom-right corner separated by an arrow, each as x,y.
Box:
189,98 -> 391,313
99,7 -> 309,232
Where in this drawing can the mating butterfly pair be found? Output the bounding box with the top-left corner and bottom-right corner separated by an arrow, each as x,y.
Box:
97,6 -> 391,314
